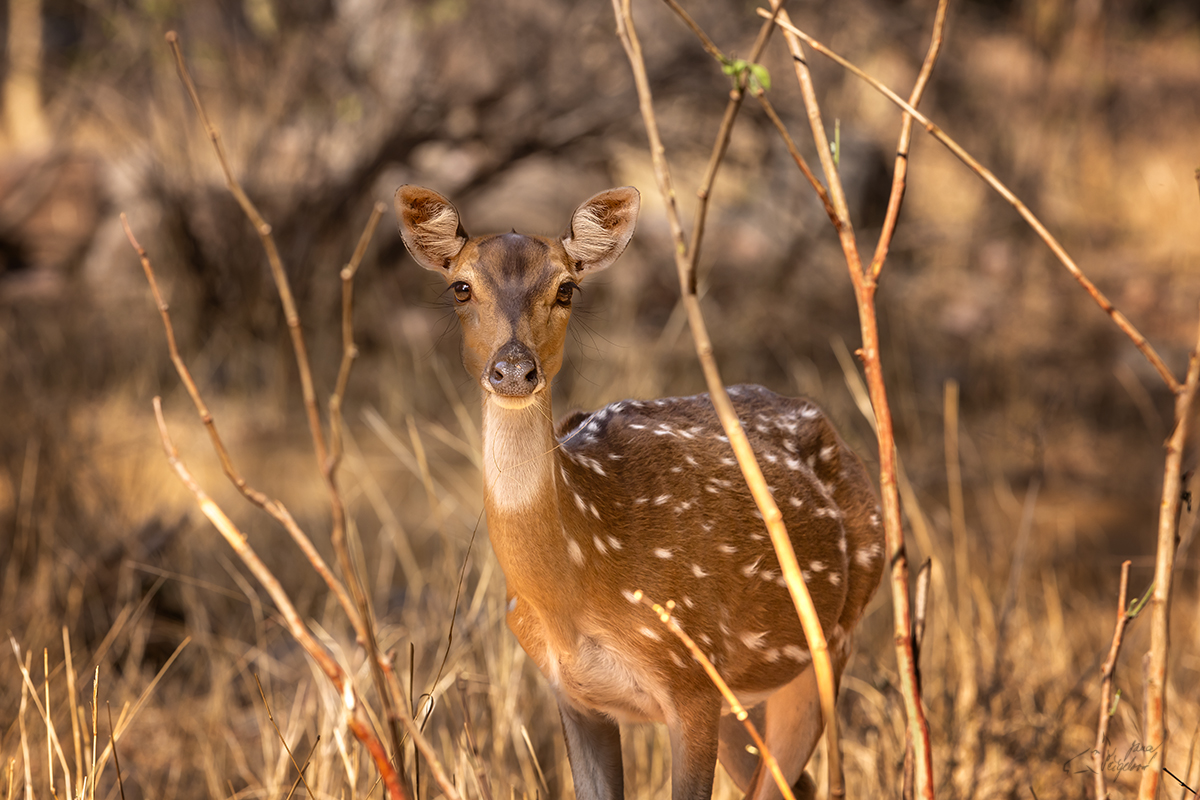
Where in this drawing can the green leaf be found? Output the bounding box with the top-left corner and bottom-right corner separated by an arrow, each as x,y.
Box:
749,63 -> 771,91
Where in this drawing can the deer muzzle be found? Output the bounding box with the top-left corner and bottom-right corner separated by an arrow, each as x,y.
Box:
486,339 -> 542,399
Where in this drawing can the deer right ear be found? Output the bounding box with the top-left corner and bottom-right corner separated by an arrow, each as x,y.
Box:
562,187 -> 640,275
395,185 -> 469,272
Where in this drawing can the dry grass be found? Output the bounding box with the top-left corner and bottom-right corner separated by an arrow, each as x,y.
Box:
4,1 -> 1200,799
5,329 -> 1198,799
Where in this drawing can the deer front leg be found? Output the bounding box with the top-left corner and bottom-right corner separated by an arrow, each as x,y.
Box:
668,693 -> 722,800
558,698 -> 624,800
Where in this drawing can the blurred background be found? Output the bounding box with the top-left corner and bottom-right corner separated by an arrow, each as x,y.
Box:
2,0 -> 1198,798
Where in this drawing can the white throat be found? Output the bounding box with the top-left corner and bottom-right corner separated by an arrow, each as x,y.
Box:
482,391 -> 556,513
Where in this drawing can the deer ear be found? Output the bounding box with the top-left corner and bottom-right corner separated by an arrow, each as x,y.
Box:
395,185 -> 469,272
561,187 -> 640,274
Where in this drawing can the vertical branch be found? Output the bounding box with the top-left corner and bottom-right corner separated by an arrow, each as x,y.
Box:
331,201 -> 386,469
164,36 -> 410,785
868,0 -> 949,280
121,215 -> 365,638
166,32 -> 329,470
777,7 -> 935,797
1095,560 -> 1132,800
1139,308 -> 1200,800
325,202 -> 412,786
758,10 -> 1180,394
151,399 -> 408,800
613,1 -> 849,796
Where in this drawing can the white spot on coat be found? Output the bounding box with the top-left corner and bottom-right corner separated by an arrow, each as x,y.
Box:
782,644 -> 811,664
739,631 -> 768,650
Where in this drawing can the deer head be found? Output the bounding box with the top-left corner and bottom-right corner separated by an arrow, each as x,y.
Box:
395,185 -> 640,409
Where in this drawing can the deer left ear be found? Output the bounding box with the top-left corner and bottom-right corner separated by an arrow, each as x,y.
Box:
561,187 -> 640,274
395,185 -> 469,272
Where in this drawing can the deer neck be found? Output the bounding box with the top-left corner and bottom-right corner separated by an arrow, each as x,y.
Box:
481,391 -> 577,611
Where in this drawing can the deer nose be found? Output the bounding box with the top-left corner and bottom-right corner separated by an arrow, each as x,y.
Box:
487,340 -> 540,396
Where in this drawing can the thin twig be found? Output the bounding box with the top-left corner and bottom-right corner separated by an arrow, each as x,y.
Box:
612,1 -> 848,796
634,592 -> 796,800
164,44 -> 404,765
105,705 -> 125,800
457,676 -> 494,800
62,627 -> 83,800
1095,560 -> 1132,800
121,215 -> 365,640
321,201 -> 411,781
757,8 -> 1180,394
43,651 -> 52,799
1139,306 -> 1200,799
165,31 -> 331,462
331,201 -> 386,470
752,91 -> 836,222
151,398 -> 408,800
868,0 -> 949,281
776,7 -> 935,796
391,707 -> 462,800
9,641 -> 74,796
283,736 -> 320,800
662,0 -> 783,293
254,675 -> 318,800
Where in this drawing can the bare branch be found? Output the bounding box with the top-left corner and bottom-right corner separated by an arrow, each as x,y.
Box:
121,214 -> 364,638
612,0 -> 847,795
1095,560 -> 1132,800
635,592 -> 796,800
151,397 -> 409,800
776,6 -> 935,796
1139,306 -> 1200,799
166,31 -> 332,464
868,0 -> 949,281
758,8 -> 1181,394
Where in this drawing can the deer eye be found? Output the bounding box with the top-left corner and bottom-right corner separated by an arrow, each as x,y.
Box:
451,281 -> 471,303
556,282 -> 578,307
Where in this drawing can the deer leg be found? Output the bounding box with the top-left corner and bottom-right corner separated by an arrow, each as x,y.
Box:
745,639 -> 852,800
717,704 -> 766,791
668,694 -> 722,800
558,698 -> 625,800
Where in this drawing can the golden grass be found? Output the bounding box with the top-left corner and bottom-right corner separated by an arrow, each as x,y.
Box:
4,328 -> 1198,800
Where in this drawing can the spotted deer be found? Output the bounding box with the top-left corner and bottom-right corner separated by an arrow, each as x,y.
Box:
394,185 -> 885,800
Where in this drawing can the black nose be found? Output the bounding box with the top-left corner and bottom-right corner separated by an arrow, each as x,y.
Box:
487,340 -> 540,396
